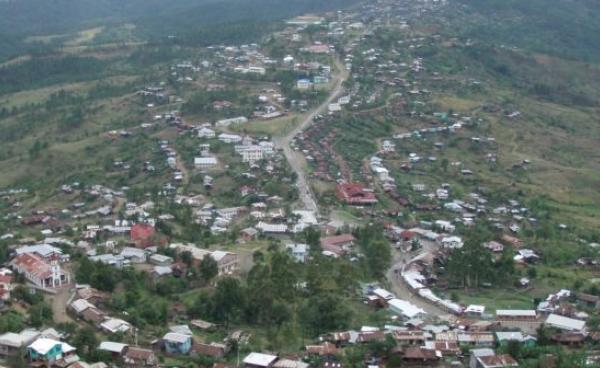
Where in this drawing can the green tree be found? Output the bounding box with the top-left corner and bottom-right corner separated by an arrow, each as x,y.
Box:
199,254 -> 218,284
213,277 -> 245,328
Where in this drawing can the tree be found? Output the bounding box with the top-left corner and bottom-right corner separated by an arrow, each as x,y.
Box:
199,254 -> 218,284
72,327 -> 98,358
29,302 -> 52,327
299,294 -> 352,336
303,226 -> 321,250
180,251 -> 193,267
213,277 -> 245,328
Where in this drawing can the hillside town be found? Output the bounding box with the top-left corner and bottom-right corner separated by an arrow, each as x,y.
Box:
0,0 -> 599,367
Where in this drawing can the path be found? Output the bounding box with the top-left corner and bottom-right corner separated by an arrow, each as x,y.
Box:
273,57 -> 349,213
47,286 -> 76,324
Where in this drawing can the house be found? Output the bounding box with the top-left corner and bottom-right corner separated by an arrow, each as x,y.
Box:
495,331 -> 535,347
240,227 -> 258,242
336,183 -> 377,205
197,127 -> 216,138
194,157 -> 218,169
388,298 -> 426,319
545,313 -> 586,333
297,79 -> 312,90
476,354 -> 519,368
423,340 -> 460,356
130,223 -> 155,248
305,342 -> 339,357
76,287 -> 109,306
399,346 -> 440,364
244,352 -> 278,368
163,332 -> 192,355
218,133 -> 243,144
169,244 -> 239,275
15,244 -> 64,262
10,253 -> 70,289
238,146 -> 265,163
100,318 -> 132,334
464,305 -> 486,318
441,236 -> 463,249
120,247 -> 147,263
457,332 -> 495,347
192,342 -> 227,358
551,332 -> 585,346
216,116 -> 248,127
70,298 -> 95,315
149,254 -> 173,266
286,243 -> 309,263
0,274 -> 13,301
0,329 -> 40,359
123,347 -> 159,368
496,310 -> 537,321
98,341 -> 128,356
256,222 -> 288,234
27,338 -> 76,364
392,330 -> 426,346
153,266 -> 173,277
320,234 -> 355,256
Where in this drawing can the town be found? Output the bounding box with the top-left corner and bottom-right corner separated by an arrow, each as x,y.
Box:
0,0 -> 600,367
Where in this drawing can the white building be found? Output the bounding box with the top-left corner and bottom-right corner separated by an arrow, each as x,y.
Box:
194,157 -> 218,169
218,133 -> 243,144
216,116 -> 248,127
197,127 -> 216,138
286,243 -> 309,263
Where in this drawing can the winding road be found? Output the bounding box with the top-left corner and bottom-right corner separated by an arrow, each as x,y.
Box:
273,57 -> 349,214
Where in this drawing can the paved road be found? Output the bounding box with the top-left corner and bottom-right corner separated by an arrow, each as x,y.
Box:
273,57 -> 349,213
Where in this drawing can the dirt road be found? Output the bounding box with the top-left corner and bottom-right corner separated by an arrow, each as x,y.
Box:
273,57 -> 349,213
386,242 -> 450,318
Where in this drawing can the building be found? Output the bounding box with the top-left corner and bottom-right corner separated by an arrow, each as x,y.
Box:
120,247 -> 147,263
130,223 -> 155,248
296,79 -> 312,90
169,244 -> 239,275
216,116 -> 248,127
10,253 -> 69,289
244,352 -> 278,368
545,313 -> 586,333
0,329 -> 40,359
218,133 -> 243,144
388,298 -> 426,319
194,157 -> 218,169
336,184 -> 377,205
163,333 -> 192,355
100,318 -> 132,334
192,342 -> 227,358
285,243 -> 309,263
197,127 -> 216,138
0,274 -> 13,301
475,354 -> 519,368
123,347 -> 159,368
149,254 -> 173,266
27,338 -> 76,365
320,234 -> 355,256
15,244 -> 64,262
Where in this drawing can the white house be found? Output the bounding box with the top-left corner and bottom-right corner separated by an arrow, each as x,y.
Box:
215,116 -> 248,127
285,243 -> 308,263
218,133 -> 243,144
197,127 -> 216,138
441,236 -> 463,249
194,157 -> 218,169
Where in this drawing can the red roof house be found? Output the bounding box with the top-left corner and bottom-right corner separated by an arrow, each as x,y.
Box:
131,223 -> 156,248
336,184 -> 377,205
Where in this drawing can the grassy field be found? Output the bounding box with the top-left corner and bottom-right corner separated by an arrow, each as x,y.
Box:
233,115 -> 300,137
